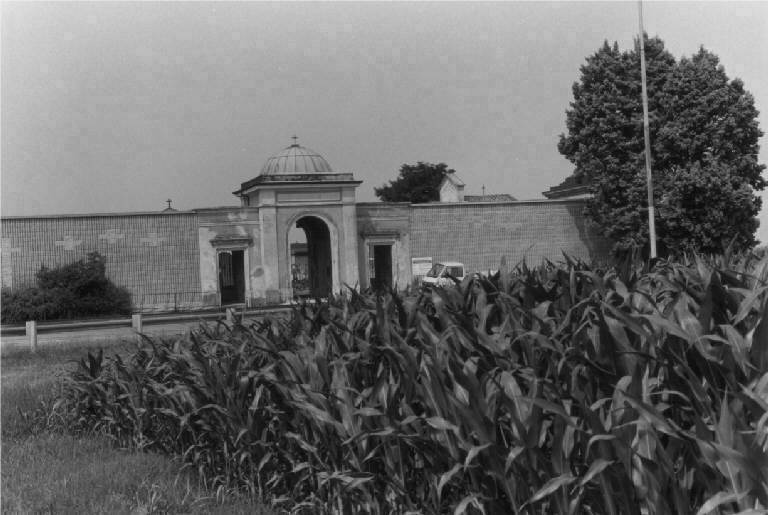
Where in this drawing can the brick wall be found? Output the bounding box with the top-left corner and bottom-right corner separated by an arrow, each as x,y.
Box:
409,200 -> 611,273
0,200 -> 612,313
1,212 -> 202,310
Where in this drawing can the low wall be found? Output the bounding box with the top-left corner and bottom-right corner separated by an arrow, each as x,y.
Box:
409,199 -> 611,273
1,211 -> 203,311
1,199 -> 612,311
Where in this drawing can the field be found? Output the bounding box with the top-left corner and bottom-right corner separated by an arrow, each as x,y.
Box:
1,341 -> 271,514
4,253 -> 768,513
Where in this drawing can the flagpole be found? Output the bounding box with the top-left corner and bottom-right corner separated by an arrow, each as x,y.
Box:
638,0 -> 657,258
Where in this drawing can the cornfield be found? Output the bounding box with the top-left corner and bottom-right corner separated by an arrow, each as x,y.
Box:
59,254 -> 768,514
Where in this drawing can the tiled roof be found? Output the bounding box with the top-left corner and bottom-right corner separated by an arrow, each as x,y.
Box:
441,171 -> 465,187
543,173 -> 591,199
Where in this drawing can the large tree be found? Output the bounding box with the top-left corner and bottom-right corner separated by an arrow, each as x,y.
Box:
558,36 -> 765,255
375,162 -> 454,203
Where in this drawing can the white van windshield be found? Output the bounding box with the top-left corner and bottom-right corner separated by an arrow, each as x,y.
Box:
426,264 -> 445,278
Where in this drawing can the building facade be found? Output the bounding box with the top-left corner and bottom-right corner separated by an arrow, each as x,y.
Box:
1,142 -> 611,311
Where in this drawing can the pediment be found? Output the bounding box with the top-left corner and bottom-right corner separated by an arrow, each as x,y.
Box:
210,236 -> 252,249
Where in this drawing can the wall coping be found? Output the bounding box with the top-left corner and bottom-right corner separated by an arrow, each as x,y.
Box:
1,210 -> 200,221
192,206 -> 259,213
409,198 -> 589,208
0,206 -> 268,221
1,197 -> 589,222
355,202 -> 412,207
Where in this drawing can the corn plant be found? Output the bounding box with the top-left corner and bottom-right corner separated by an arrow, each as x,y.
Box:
57,252 -> 768,514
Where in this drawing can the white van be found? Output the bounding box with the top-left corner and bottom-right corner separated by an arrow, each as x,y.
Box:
421,261 -> 466,288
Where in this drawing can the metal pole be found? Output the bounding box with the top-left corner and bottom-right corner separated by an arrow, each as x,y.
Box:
132,313 -> 143,332
638,0 -> 657,258
26,320 -> 37,353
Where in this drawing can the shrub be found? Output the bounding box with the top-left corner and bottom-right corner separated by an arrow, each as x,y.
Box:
1,252 -> 131,323
58,253 -> 768,513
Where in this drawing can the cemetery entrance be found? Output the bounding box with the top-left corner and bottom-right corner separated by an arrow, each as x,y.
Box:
295,216 -> 332,298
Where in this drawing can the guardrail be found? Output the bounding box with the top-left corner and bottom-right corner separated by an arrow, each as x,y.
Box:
134,291 -> 205,312
134,289 -> 308,311
2,306 -> 293,352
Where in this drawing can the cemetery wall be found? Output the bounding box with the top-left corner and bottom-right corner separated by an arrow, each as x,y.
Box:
1,211 -> 202,311
408,199 -> 611,273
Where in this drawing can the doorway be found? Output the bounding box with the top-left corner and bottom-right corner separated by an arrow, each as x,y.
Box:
289,240 -> 310,296
371,244 -> 393,290
293,216 -> 332,298
219,250 -> 245,304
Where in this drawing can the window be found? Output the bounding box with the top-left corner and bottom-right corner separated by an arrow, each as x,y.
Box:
446,266 -> 464,278
426,264 -> 445,278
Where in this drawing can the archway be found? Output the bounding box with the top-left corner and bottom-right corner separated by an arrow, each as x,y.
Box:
291,216 -> 333,298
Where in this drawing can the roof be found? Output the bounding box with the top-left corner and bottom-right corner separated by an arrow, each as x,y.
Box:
440,170 -> 465,188
234,173 -> 360,195
543,173 -> 591,199
259,141 -> 334,176
233,139 -> 362,195
464,194 -> 517,202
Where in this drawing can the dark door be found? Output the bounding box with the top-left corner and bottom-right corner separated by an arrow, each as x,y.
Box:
372,245 -> 393,290
219,250 -> 245,304
297,217 -> 332,298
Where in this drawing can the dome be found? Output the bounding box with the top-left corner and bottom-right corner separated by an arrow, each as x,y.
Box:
260,140 -> 334,176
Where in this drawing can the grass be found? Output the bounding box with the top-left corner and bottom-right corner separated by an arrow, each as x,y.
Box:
1,339 -> 272,514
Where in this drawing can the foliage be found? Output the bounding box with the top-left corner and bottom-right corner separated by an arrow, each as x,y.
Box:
558,36 -> 765,256
1,252 -> 132,323
374,162 -> 454,203
58,254 -> 768,513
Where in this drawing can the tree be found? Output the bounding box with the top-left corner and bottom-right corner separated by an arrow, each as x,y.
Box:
558,36 -> 765,255
375,162 -> 454,203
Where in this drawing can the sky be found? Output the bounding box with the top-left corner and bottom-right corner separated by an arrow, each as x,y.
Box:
2,1 -> 768,242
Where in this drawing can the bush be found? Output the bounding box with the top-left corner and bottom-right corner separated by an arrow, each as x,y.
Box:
58,253 -> 768,513
1,252 -> 132,323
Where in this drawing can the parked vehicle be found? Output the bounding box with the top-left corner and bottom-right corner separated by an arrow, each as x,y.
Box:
421,261 -> 466,288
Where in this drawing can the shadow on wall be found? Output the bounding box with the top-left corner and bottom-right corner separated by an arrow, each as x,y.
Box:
565,202 -> 612,263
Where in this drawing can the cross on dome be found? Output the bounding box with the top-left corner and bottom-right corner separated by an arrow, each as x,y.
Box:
256,139 -> 335,176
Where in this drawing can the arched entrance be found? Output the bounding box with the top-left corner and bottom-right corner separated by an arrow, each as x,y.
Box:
291,216 -> 333,298
233,140 -> 361,303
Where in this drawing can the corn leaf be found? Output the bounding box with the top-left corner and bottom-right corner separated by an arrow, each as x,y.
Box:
695,491 -> 747,515
526,474 -> 576,506
579,459 -> 614,487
